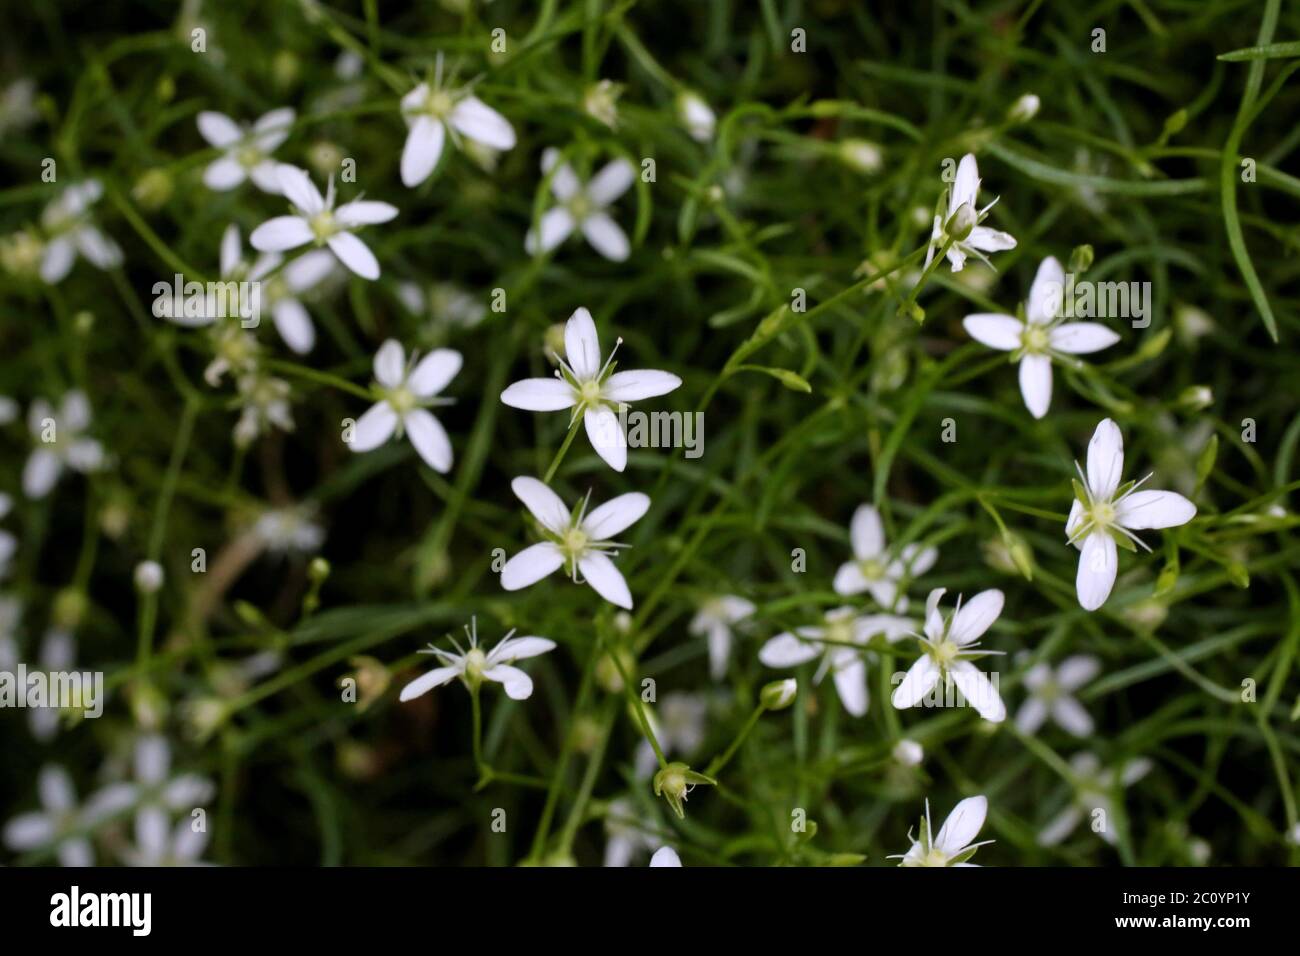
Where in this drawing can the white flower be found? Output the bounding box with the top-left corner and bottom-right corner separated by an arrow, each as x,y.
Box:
39,180 -> 122,284
253,505 -> 325,554
676,91 -> 715,142
347,340 -> 461,473
500,476 -> 649,609
23,391 -> 104,500
115,734 -> 214,866
251,165 -> 398,280
123,817 -> 211,867
196,108 -> 295,193
2,765 -> 131,866
134,560 -> 164,594
1067,419 -> 1197,611
500,307 -> 681,472
759,607 -> 912,717
233,373 -> 295,446
649,846 -> 683,867
832,503 -> 938,610
893,739 -> 925,767
689,595 -> 755,680
891,588 -> 1007,723
399,56 -> 516,187
924,153 -> 1016,273
1015,655 -> 1099,737
636,692 -> 707,778
399,618 -> 556,702
1038,753 -> 1152,846
963,257 -> 1120,418
525,150 -> 636,261
893,795 -> 993,866
215,224 -> 335,354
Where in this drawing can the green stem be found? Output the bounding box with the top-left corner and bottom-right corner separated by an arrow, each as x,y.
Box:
543,417 -> 583,484
704,701 -> 766,777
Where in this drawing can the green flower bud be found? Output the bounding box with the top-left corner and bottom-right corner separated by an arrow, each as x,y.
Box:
760,678 -> 798,710
653,761 -> 717,819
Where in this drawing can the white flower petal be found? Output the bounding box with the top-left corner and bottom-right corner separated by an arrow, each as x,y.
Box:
541,148 -> 580,201
271,299 -> 315,354
38,765 -> 75,812
1115,490 -> 1196,530
962,314 -> 1023,351
950,661 -> 1005,722
934,795 -> 987,855
1076,531 -> 1117,611
401,116 -> 446,188
249,161 -> 284,194
3,813 -> 55,851
283,249 -> 336,291
832,561 -> 868,595
501,378 -> 576,411
588,159 -> 637,205
276,165 -> 325,215
952,154 -> 980,212
1015,697 -> 1048,735
1051,696 -> 1094,737
510,476 -> 571,534
399,665 -> 462,701
564,307 -> 602,379
1018,353 -> 1053,419
489,636 -> 556,664
249,216 -> 312,252
850,503 -> 885,559
577,551 -> 633,608
1050,322 -> 1120,354
373,339 -> 405,388
501,542 -> 565,590
584,405 -> 627,471
219,224 -> 242,276
1085,418 -> 1124,501
196,111 -> 242,148
892,654 -> 940,709
831,652 -> 868,717
203,157 -> 247,191
758,632 -> 821,668
483,664 -> 535,700
649,847 -> 682,867
335,200 -> 399,228
23,449 -> 61,498
949,589 -> 1004,645
1026,256 -> 1065,324
408,349 -> 462,397
526,206 -> 576,255
582,492 -> 650,540
1038,806 -> 1083,846
582,213 -> 630,262
404,409 -> 453,473
327,232 -> 380,280
1057,655 -> 1101,691
40,237 -> 76,283
602,370 -> 681,403
253,107 -> 295,149
349,401 -> 399,452
449,96 -> 516,150
966,225 -> 1017,253
134,735 -> 170,783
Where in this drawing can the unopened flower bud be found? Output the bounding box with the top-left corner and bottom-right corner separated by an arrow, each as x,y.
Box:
1178,385 -> 1213,411
760,678 -> 798,710
893,738 -> 924,767
134,560 -> 164,594
839,139 -> 883,174
676,91 -> 715,142
1007,93 -> 1040,124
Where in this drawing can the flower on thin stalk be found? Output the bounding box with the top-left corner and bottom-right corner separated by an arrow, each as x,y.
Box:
1015,655 -> 1100,737
196,108 -> 295,193
689,594 -> 755,680
39,180 -> 122,284
833,503 -> 938,610
399,617 -> 556,702
500,476 -> 649,610
251,165 -> 397,280
500,307 -> 681,472
891,795 -> 993,866
963,256 -> 1119,418
891,588 -> 1007,723
924,153 -> 1016,273
1067,419 -> 1196,611
400,53 -> 516,187
347,339 -> 462,473
525,150 -> 636,261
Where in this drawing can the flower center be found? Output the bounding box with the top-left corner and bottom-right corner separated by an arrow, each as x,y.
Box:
1021,324 -> 1050,354
930,638 -> 960,668
859,558 -> 885,580
1087,500 -> 1116,530
562,527 -> 590,556
566,193 -> 594,223
425,89 -> 455,118
309,211 -> 337,243
237,144 -> 263,169
824,618 -> 854,646
919,847 -> 950,867
577,378 -> 604,406
464,648 -> 487,681
387,386 -> 417,414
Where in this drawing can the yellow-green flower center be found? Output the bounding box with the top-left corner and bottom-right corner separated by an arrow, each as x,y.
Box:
567,193 -> 593,222
1022,324 -> 1050,354
388,386 -> 416,414
309,211 -> 336,243
859,558 -> 885,580
425,89 -> 455,118
563,527 -> 590,555
578,379 -> 604,405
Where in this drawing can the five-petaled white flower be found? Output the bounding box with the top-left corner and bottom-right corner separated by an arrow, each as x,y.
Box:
196,108 -> 295,193
1038,752 -> 1152,846
399,617 -> 556,702
525,149 -> 636,261
892,795 -> 993,866
219,224 -> 334,354
348,339 -> 462,473
1067,418 -> 1196,611
23,391 -> 104,500
963,256 -> 1120,418
119,734 -> 215,866
39,180 -> 122,284
892,588 -> 1007,723
400,55 -> 516,187
1015,655 -> 1100,737
759,607 -> 913,717
500,307 -> 681,472
833,503 -> 938,611
251,165 -> 397,280
925,153 -> 1016,273
2,765 -> 132,867
689,595 -> 755,680
501,476 -> 649,609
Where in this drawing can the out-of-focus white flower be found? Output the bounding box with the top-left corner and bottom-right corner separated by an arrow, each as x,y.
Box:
892,588 -> 1007,723
525,150 -> 636,261
963,257 -> 1120,419
603,797 -> 655,867
396,281 -> 488,335
399,54 -> 516,187
233,373 -> 295,447
689,595 -> 755,680
839,139 -> 883,174
347,340 -> 461,472
501,477 -> 649,610
1015,655 -> 1099,737
253,505 -> 325,554
251,165 -> 398,280
2,765 -> 132,866
500,307 -> 681,472
119,734 -> 215,866
583,80 -> 623,129
123,817 -> 212,867
924,153 -> 1016,273
893,739 -> 925,767
1038,753 -> 1152,846
399,617 -> 555,702
676,91 -> 715,142
23,391 -> 103,499
1007,93 -> 1040,124
893,795 -> 993,866
0,78 -> 40,135
833,503 -> 938,611
649,846 -> 682,867
134,561 -> 164,594
196,108 -> 295,193
1067,419 -> 1196,611
39,180 -> 122,284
